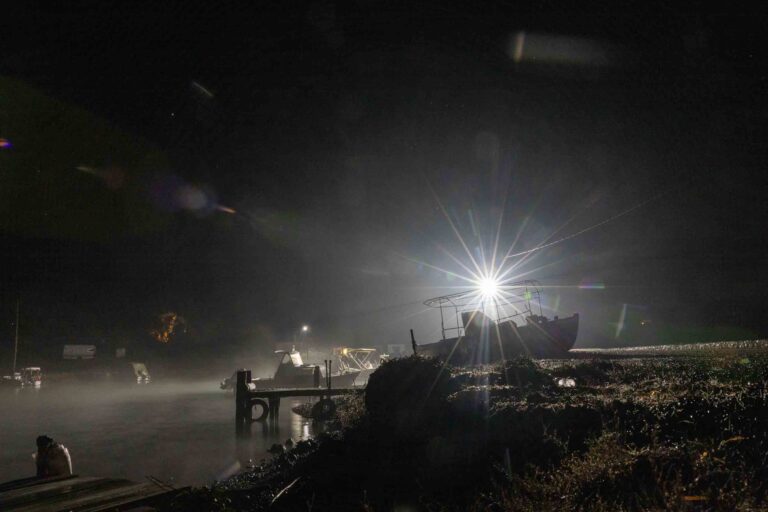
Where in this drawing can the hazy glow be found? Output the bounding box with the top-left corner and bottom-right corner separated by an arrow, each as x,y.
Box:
301,325 -> 309,332
410,181 -> 590,402
477,276 -> 499,298
402,179 -> 582,318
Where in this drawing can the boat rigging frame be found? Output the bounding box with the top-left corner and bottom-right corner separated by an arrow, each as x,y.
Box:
424,279 -> 544,341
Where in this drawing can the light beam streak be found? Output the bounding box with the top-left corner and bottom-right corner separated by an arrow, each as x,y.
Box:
502,185 -> 676,260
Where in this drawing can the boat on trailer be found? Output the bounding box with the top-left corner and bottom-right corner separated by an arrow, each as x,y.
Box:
418,280 -> 578,364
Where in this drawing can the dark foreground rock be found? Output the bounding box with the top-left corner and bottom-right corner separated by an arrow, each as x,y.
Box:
163,355 -> 768,511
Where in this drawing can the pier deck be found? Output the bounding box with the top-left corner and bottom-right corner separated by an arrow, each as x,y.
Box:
234,369 -> 362,437
0,474 -> 182,511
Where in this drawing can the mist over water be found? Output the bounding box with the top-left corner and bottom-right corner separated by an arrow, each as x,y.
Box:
0,381 -> 315,485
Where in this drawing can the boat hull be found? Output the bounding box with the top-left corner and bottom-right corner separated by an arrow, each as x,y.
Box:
331,370 -> 361,388
418,314 -> 579,364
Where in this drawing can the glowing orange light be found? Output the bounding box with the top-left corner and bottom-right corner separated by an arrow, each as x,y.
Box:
150,312 -> 186,343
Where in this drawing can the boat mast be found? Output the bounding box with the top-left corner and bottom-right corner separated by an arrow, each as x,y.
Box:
12,298 -> 19,374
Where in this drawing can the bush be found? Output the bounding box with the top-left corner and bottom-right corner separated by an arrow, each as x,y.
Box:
365,355 -> 459,437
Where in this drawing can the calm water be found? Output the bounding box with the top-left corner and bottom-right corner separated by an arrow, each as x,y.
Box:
0,381 -> 315,486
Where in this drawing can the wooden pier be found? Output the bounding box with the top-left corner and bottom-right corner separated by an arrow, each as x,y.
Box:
234,369 -> 362,437
0,474 -> 182,511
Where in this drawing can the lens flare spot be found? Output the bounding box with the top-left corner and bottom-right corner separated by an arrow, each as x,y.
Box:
216,205 -> 237,214
579,278 -> 605,290
176,185 -> 208,211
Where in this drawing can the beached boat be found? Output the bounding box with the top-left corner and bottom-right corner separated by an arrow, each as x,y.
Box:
418,280 -> 578,363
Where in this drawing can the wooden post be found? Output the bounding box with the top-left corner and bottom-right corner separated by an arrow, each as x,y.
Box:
12,299 -> 19,375
235,370 -> 248,438
273,398 -> 280,430
244,370 -> 252,437
268,396 -> 280,432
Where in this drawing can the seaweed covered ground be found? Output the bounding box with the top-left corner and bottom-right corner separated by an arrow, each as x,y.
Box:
165,355 -> 768,511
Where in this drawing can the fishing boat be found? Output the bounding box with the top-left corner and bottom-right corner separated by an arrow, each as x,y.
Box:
418,280 -> 578,363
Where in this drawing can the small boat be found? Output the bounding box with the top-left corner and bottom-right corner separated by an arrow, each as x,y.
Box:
1,367 -> 42,389
332,347 -> 381,386
19,367 -> 42,388
418,280 -> 578,364
221,347 -> 376,391
324,366 -> 359,388
222,348 -> 321,390
129,362 -> 150,384
1,301 -> 34,389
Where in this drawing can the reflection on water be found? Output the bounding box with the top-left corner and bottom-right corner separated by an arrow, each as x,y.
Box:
0,381 -> 317,486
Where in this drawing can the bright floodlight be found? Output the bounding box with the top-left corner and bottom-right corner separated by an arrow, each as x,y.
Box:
477,277 -> 499,298
301,325 -> 309,332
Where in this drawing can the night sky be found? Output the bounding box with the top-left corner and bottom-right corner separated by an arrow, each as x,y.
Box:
1,2 -> 767,360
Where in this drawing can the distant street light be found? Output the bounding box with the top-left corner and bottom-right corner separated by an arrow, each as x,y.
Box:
292,324 -> 311,360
